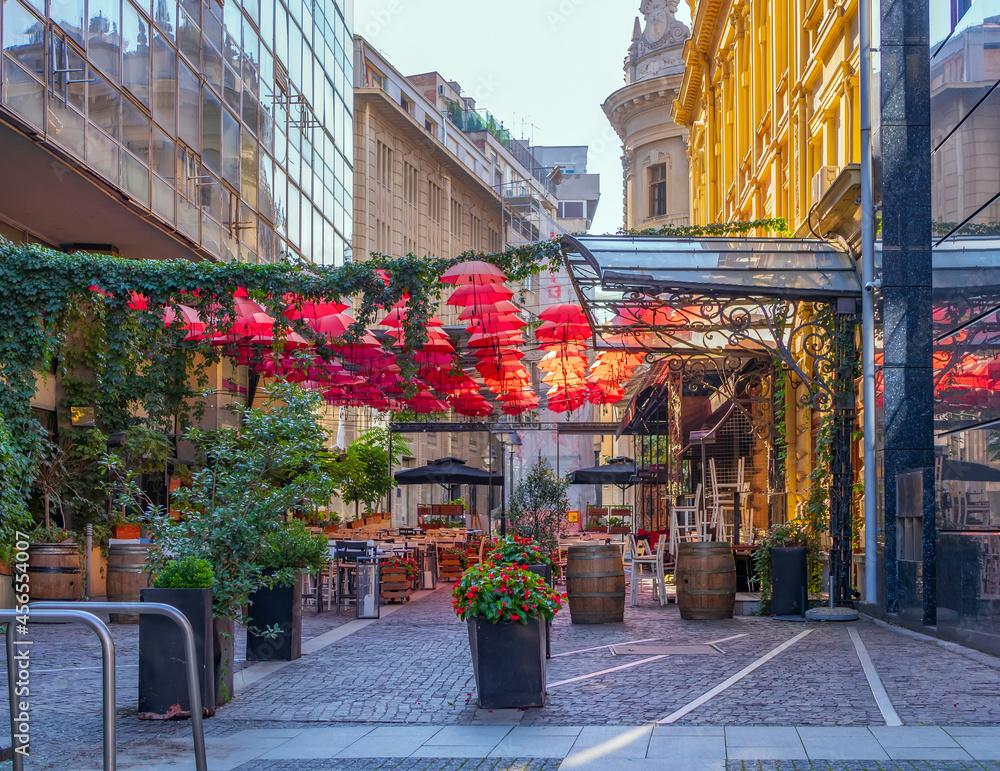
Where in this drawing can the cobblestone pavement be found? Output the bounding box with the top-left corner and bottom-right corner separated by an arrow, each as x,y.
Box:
231,761 -> 560,770
727,764 -> 1000,770
4,586 -> 1000,770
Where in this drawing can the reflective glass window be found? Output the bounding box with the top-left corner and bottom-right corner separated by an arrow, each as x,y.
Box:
177,5 -> 199,68
3,0 -> 46,78
122,1 -> 150,106
88,71 -> 120,138
222,106 -> 240,186
151,124 -> 174,179
258,153 -> 274,221
241,128 -> 258,207
87,0 -> 121,79
203,36 -> 222,94
178,58 -> 200,149
50,0 -> 85,45
287,183 -> 300,245
223,62 -> 241,112
122,96 -> 150,162
86,123 -> 119,182
122,151 -> 150,205
151,30 -> 176,131
202,86 -> 222,173
2,57 -> 44,128
152,173 -> 175,223
152,0 -> 173,41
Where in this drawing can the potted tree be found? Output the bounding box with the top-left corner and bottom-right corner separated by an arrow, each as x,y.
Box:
246,519 -> 329,661
139,556 -> 215,718
126,383 -> 340,708
508,460 -> 570,548
452,563 -> 564,709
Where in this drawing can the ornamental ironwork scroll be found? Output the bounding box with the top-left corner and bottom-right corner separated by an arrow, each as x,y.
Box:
587,291 -> 845,417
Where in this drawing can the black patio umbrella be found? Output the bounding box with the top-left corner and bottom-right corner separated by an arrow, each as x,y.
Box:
567,456 -> 637,504
940,458 -> 1000,483
394,457 -> 504,486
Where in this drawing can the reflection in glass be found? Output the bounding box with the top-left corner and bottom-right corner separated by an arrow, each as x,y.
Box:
86,123 -> 119,182
87,0 -> 121,79
122,151 -> 150,205
152,173 -> 175,223
88,73 -> 120,138
50,0 -> 85,45
222,106 -> 240,187
151,33 -> 176,130
241,129 -> 258,208
202,86 -> 222,173
3,57 -> 45,127
123,2 -> 150,106
177,5 -> 199,69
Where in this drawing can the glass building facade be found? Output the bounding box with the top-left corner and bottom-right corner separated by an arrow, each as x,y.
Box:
0,0 -> 353,265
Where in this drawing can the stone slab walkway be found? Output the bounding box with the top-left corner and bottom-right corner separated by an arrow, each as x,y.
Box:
4,585 -> 1000,770
62,724 -> 1000,770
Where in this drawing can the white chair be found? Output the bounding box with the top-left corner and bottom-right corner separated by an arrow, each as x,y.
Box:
630,536 -> 668,606
671,484 -> 703,558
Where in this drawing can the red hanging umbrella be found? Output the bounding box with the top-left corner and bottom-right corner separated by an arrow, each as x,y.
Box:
467,331 -> 525,348
439,260 -> 507,286
283,296 -> 350,321
446,283 -> 514,306
538,303 -> 587,324
535,320 -> 591,343
162,304 -> 205,341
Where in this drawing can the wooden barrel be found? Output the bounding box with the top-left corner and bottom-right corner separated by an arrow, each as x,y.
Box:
675,542 -> 736,620
108,543 -> 157,623
566,544 -> 625,624
27,543 -> 82,601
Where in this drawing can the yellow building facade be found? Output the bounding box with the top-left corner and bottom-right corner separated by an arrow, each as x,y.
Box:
673,0 -> 862,521
674,0 -> 861,234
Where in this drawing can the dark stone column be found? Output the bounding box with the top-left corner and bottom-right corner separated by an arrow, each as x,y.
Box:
880,0 -> 934,618
829,305 -> 858,604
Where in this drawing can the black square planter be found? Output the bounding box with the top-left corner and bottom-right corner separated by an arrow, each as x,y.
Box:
246,580 -> 302,661
771,546 -> 808,616
467,616 -> 546,709
138,587 -> 215,718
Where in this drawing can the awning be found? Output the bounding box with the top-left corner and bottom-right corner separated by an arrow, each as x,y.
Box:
562,234 -> 861,301
393,457 -> 503,486
566,457 -> 637,489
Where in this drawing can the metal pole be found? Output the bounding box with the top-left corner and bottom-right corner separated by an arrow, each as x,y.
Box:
859,0 -> 878,605
387,430 -> 393,521
6,619 -> 21,771
85,524 -> 93,600
500,441 -> 507,536
4,609 -> 116,770
30,602 -> 207,771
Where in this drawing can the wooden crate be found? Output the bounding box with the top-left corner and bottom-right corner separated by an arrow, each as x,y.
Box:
380,567 -> 410,603
440,554 -> 465,582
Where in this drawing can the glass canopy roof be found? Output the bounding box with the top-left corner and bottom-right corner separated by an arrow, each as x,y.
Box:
561,235 -> 862,300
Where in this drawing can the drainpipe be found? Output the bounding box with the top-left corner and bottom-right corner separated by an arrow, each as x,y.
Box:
859,0 -> 878,604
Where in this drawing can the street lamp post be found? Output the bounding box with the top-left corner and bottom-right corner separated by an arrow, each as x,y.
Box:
504,431 -> 521,538
499,435 -> 508,536
482,448 -> 496,537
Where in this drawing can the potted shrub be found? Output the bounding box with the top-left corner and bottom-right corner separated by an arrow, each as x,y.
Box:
246,519 -> 329,661
139,556 -> 215,718
753,521 -> 812,616
453,563 -> 564,709
380,554 -> 418,603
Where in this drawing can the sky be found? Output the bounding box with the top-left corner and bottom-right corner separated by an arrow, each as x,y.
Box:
352,0 -> 690,236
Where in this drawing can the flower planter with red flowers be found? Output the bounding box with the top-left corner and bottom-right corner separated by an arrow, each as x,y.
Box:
453,563 -> 565,709
380,555 -> 417,603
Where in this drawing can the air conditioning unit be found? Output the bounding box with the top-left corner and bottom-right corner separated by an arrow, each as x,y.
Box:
811,166 -> 840,206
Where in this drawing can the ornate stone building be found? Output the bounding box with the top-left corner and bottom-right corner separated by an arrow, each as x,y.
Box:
603,0 -> 691,231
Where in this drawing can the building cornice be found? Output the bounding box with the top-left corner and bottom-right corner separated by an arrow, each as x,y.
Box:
673,0 -> 733,126
603,75 -> 684,140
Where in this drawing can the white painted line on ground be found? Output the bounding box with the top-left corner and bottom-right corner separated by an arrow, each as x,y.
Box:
549,637 -> 660,658
706,632 -> 748,652
849,626 -> 902,726
657,629 -> 814,724
547,655 -> 669,688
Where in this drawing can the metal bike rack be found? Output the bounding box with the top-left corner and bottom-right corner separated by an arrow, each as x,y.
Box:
3,608 -> 116,771
30,601 -> 208,771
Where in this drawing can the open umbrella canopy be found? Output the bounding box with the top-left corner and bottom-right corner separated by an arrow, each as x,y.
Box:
394,457 -> 503,486
567,456 -> 637,489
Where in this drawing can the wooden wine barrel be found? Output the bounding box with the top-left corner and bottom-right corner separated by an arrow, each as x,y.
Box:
566,544 -> 625,624
27,543 -> 82,601
108,543 -> 157,623
675,542 -> 736,620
